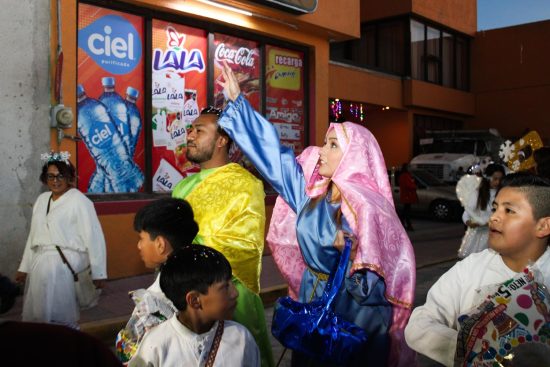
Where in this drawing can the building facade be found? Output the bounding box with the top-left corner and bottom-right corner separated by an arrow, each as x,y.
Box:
1,0 -> 548,278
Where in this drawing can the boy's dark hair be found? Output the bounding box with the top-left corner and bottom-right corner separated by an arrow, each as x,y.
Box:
133,198 -> 198,250
159,245 -> 232,311
499,172 -> 550,219
39,161 -> 76,184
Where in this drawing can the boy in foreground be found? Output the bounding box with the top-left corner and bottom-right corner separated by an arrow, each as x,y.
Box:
405,173 -> 550,366
129,245 -> 260,367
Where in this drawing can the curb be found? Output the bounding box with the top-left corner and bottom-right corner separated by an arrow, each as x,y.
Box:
81,284 -> 289,343
416,257 -> 458,270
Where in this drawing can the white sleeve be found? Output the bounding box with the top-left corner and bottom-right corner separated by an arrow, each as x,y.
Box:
18,195 -> 42,273
242,328 -> 261,367
405,262 -> 465,366
76,194 -> 107,279
128,333 -> 157,367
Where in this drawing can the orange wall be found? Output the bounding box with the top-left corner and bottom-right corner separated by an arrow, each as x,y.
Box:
128,0 -> 360,40
361,0 -> 412,22
98,214 -> 149,278
329,63 -> 404,108
469,21 -> 550,141
403,79 -> 475,116
412,0 -> 476,35
361,0 -> 476,36
366,108 -> 411,168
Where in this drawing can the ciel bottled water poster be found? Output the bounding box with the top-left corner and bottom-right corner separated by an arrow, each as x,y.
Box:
77,4 -> 145,193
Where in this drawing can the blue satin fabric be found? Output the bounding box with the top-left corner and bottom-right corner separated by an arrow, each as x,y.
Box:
220,95 -> 391,365
272,239 -> 368,365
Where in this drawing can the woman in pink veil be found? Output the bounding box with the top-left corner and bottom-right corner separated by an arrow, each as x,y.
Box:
218,62 -> 416,366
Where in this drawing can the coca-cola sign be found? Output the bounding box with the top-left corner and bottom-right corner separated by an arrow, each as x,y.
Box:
214,43 -> 256,67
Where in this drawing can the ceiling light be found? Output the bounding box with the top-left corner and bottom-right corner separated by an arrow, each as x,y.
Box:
196,0 -> 253,16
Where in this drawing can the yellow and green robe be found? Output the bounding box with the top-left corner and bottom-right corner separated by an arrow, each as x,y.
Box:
172,163 -> 274,367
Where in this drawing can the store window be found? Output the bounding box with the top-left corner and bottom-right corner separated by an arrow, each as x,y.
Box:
330,19 -> 405,75
77,2 -> 308,197
150,20 -> 207,192
77,4 -> 146,194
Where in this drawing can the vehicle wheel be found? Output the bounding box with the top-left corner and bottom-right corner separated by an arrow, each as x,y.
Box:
430,200 -> 452,221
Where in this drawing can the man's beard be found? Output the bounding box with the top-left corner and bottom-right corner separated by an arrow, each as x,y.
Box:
186,144 -> 214,164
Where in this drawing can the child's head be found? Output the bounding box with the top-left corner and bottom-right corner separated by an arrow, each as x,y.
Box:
133,198 -> 198,269
484,163 -> 505,189
489,173 -> 550,264
160,245 -> 238,320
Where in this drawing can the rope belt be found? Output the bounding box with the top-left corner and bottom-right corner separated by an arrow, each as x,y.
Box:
307,266 -> 329,302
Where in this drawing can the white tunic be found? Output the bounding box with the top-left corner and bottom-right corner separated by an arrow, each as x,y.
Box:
129,315 -> 260,367
18,189 -> 106,326
405,247 -> 550,366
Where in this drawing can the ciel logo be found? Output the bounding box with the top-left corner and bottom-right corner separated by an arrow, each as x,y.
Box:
78,15 -> 142,75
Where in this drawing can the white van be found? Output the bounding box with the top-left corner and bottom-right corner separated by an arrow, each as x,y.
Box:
410,129 -> 503,183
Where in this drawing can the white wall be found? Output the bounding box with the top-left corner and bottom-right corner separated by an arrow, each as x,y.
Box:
0,0 -> 51,276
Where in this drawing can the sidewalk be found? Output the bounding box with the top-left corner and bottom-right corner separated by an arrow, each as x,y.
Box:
3,218 -> 463,365
2,253 -> 289,341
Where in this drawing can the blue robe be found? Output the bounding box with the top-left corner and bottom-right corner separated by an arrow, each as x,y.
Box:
220,95 -> 391,366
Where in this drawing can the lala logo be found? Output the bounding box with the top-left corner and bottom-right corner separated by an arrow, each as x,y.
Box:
167,27 -> 185,49
78,14 -> 142,75
152,26 -> 205,74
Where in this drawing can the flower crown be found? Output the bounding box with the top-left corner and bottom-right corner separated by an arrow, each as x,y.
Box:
41,151 -> 71,165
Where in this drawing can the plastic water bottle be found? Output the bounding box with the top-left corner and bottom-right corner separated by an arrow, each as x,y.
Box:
88,169 -> 113,193
77,84 -> 144,192
125,87 -> 142,157
99,77 -> 131,153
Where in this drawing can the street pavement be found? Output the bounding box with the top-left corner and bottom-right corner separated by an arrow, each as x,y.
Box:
3,218 -> 465,366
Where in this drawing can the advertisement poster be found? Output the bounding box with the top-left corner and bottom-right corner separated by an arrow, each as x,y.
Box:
77,4 -> 145,193
151,20 -> 207,192
212,33 -> 260,110
265,45 -> 305,154
212,33 -> 260,171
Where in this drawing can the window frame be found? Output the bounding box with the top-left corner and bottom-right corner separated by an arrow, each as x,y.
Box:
78,0 -> 310,201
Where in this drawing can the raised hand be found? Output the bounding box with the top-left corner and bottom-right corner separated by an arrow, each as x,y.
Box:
216,60 -> 241,102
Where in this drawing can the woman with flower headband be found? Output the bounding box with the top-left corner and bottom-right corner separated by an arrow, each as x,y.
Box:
14,151 -> 107,328
217,62 -> 416,366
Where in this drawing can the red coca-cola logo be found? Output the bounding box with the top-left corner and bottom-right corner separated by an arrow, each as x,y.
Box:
215,43 -> 256,67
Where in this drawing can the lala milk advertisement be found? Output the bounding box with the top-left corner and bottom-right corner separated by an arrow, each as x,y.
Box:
77,4 -> 145,193
151,20 -> 207,192
265,45 -> 305,154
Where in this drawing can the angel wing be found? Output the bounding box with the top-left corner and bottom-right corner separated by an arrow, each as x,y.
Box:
456,174 -> 481,207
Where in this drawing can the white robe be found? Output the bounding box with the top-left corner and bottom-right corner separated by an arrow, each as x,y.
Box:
129,315 -> 260,367
18,189 -> 106,327
404,247 -> 550,366
457,188 -> 496,258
